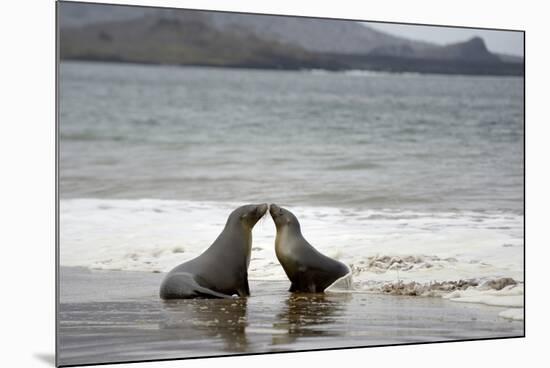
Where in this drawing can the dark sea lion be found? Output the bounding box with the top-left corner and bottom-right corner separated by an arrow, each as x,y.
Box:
269,204 -> 351,293
160,203 -> 268,299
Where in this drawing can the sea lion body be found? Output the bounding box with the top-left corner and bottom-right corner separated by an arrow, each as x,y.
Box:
160,203 -> 268,299
270,204 -> 350,293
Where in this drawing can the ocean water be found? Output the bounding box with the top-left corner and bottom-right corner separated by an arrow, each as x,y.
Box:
59,61 -> 524,314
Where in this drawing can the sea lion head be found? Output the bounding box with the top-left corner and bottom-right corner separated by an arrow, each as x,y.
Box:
229,203 -> 268,229
269,204 -> 300,230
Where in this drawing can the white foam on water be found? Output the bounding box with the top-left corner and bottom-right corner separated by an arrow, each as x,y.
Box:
443,283 -> 523,312
499,308 -> 524,321
60,198 -> 282,275
60,198 -> 523,311
325,270 -> 353,293
443,284 -> 523,305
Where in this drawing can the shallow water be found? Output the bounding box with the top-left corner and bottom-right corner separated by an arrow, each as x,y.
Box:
58,268 -> 523,366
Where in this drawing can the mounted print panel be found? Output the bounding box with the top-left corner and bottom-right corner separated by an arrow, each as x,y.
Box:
56,1 -> 524,366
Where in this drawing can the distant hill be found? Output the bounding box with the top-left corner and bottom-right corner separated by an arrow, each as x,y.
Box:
58,2 -> 523,76
58,2 -> 148,28
205,12 -> 434,55
369,36 -> 500,63
60,14 -> 325,69
497,53 -> 523,63
58,3 -> 433,54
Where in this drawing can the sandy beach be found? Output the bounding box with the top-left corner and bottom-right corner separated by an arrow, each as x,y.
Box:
58,267 -> 523,366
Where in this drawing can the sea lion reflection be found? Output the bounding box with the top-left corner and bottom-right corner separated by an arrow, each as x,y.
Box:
160,297 -> 249,352
272,292 -> 351,345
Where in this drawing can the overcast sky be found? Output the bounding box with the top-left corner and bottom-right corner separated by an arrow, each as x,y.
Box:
365,22 -> 524,56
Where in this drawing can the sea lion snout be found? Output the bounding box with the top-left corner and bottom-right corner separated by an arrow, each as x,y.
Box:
257,203 -> 268,216
243,203 -> 269,226
269,204 -> 292,228
251,203 -> 268,221
269,203 -> 282,217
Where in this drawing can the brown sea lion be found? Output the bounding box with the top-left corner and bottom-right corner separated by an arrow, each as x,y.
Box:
160,203 -> 268,299
269,204 -> 350,293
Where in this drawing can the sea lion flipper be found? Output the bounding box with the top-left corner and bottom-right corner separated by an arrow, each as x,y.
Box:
243,279 -> 250,296
236,279 -> 250,297
187,275 -> 236,298
193,284 -> 234,299
160,272 -> 233,299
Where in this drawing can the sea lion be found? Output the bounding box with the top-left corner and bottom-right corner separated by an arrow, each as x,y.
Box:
160,203 -> 268,299
269,204 -> 350,293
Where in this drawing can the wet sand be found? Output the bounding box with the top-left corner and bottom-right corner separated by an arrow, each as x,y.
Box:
58,267 -> 524,366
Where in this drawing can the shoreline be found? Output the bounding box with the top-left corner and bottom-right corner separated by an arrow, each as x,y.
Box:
58,267 -> 524,366
59,58 -> 525,78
